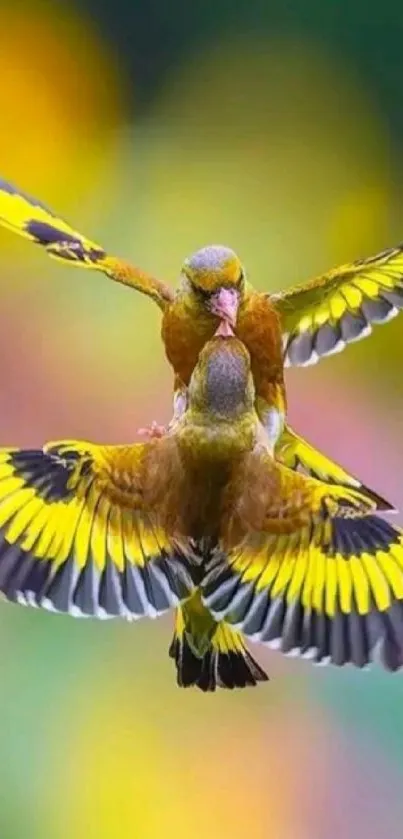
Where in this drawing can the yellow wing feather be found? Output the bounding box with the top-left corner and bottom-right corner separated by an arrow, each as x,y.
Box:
272,244 -> 403,366
0,439 -> 194,619
0,179 -> 173,309
276,424 -> 394,512
0,180 -> 104,256
203,457 -> 403,671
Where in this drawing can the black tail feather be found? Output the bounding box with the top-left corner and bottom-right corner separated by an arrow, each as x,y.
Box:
169,629 -> 268,692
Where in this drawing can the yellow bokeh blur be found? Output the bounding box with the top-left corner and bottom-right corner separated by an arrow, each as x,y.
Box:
0,0 -> 126,271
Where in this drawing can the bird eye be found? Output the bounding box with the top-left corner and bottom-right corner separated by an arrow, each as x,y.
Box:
237,269 -> 245,287
192,283 -> 211,301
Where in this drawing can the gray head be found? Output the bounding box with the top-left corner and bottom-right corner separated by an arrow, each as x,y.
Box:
189,336 -> 254,419
181,245 -> 246,326
185,245 -> 239,275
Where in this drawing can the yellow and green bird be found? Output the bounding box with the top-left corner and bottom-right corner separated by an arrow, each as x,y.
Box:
0,179 -> 397,512
0,333 -> 402,689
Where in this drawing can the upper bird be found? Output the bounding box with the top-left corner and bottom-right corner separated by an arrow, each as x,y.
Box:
0,178 -> 400,507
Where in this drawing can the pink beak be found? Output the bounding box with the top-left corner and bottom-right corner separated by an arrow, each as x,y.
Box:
210,287 -> 239,327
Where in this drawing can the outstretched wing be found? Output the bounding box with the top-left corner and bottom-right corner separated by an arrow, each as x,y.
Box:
0,179 -> 173,309
0,438 -> 194,619
203,454 -> 403,671
276,424 -> 395,512
272,244 -> 403,366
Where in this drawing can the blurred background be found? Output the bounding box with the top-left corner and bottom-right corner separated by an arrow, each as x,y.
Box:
0,0 -> 403,836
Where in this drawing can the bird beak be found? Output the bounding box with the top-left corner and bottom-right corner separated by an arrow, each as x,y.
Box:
210,287 -> 239,327
215,319 -> 235,337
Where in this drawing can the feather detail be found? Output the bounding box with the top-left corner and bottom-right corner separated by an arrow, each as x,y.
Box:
0,178 -> 172,308
272,243 -> 403,366
203,447 -> 403,671
276,425 -> 395,512
169,592 -> 268,690
0,440 -> 195,619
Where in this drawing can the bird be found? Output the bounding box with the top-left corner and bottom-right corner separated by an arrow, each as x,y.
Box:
0,331 -> 403,689
0,178 -> 399,512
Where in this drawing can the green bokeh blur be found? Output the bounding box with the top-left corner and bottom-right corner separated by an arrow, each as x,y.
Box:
1,1 -> 403,837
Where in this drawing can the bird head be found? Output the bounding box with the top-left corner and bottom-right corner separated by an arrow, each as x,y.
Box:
181,245 -> 245,329
188,336 -> 255,420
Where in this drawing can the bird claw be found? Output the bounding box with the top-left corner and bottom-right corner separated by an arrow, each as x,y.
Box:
137,420 -> 167,439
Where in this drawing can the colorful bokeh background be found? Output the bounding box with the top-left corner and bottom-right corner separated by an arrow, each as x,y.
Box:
1,1 -> 403,836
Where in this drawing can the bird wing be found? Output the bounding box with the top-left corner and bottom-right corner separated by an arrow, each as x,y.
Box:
271,244 -> 403,366
0,438 -> 194,618
0,179 -> 173,309
203,453 -> 403,670
276,424 -> 395,512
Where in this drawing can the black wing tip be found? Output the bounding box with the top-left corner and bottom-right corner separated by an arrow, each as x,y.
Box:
359,484 -> 397,514
0,543 -> 194,620
330,514 -> 401,558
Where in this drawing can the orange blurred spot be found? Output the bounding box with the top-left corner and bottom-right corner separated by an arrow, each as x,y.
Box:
0,1 -> 127,228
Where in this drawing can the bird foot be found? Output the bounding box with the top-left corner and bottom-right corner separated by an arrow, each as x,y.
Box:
137,420 -> 167,439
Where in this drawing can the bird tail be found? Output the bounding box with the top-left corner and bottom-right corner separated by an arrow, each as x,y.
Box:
169,592 -> 268,691
277,424 -> 395,512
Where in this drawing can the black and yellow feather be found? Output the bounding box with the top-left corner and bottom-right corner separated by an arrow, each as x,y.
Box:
203,468 -> 403,671
0,179 -> 105,265
276,425 -> 394,512
169,591 -> 268,691
0,440 -> 193,619
0,179 -> 172,307
273,245 -> 403,366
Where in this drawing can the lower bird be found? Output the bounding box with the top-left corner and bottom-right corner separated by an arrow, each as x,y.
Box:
0,333 -> 402,689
